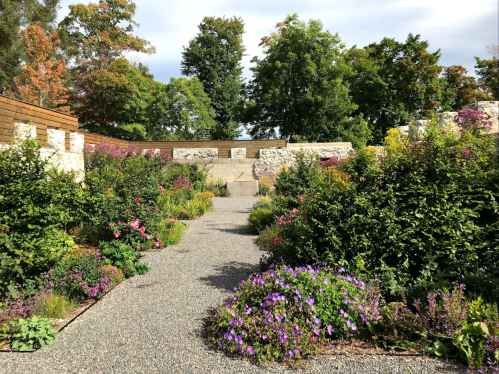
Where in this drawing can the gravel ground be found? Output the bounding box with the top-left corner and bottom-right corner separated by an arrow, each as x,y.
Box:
0,198 -> 467,374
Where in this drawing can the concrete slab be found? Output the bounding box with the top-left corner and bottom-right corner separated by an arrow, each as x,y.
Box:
226,180 -> 259,197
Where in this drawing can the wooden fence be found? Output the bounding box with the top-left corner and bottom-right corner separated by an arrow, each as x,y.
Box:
0,95 -> 286,157
0,95 -> 78,152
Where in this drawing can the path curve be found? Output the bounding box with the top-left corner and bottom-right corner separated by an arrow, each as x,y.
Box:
1,198 -> 466,374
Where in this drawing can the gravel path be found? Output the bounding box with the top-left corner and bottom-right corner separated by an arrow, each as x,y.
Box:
1,198 -> 467,374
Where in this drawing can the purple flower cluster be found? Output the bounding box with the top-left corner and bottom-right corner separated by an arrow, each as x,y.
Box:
455,109 -> 493,131
0,285 -> 48,323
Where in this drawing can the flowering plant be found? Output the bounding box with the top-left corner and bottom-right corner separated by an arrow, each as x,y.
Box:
208,263 -> 366,366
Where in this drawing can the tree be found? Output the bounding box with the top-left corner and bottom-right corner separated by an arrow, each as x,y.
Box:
14,22 -> 70,112
181,16 -> 245,140
0,0 -> 60,94
346,34 -> 442,144
59,0 -> 155,133
243,14 -> 369,148
439,65 -> 488,111
475,45 -> 499,100
153,77 -> 216,140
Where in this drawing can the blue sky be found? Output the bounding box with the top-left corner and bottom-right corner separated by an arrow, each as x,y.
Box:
57,0 -> 499,84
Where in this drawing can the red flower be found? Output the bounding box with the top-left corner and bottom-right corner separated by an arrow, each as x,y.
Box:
134,197 -> 140,203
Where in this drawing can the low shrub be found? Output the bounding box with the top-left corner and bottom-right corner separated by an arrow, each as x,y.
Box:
11,316 -> 57,351
98,240 -> 148,277
207,263 -> 365,366
248,207 -> 274,235
256,225 -> 282,251
196,191 -> 214,211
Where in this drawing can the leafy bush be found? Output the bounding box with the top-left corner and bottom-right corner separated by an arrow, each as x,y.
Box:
196,191 -> 214,211
0,138 -> 81,291
98,240 -> 148,277
164,162 -> 207,191
248,207 -> 274,235
259,175 -> 275,196
269,113 -> 499,302
207,263 -> 365,366
256,225 -> 282,251
11,316 -> 57,351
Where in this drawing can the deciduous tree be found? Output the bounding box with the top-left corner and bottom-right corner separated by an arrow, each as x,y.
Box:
15,22 -> 70,113
0,0 -> 59,94
244,14 -> 369,148
181,16 -> 245,140
439,65 -> 488,111
346,34 -> 442,144
475,46 -> 499,100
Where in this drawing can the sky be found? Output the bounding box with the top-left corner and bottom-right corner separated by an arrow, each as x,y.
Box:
57,0 -> 499,85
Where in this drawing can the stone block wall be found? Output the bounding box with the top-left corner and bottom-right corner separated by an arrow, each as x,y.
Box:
254,143 -> 354,178
230,148 -> 246,159
173,148 -> 218,160
1,123 -> 85,181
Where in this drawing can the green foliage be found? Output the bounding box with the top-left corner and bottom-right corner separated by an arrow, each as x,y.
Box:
158,77 -> 216,140
35,293 -> 78,319
98,240 -> 147,277
244,14 -> 369,147
248,207 -> 274,235
164,162 -> 207,191
475,56 -> 499,100
270,117 -> 499,302
346,33 -> 442,144
181,16 -> 244,139
256,225 -> 281,251
0,138 -> 80,291
11,316 -> 57,351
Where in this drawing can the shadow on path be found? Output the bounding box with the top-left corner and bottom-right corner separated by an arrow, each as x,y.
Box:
199,261 -> 258,291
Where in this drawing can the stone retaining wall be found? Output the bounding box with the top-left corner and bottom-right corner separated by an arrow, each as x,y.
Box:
254,144 -> 354,178
173,148 -> 218,159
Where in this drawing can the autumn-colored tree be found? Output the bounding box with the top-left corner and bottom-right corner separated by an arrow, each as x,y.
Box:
14,22 -> 71,113
58,0 -> 155,130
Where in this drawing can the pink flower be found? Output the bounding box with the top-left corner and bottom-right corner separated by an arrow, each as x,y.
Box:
136,246 -> 140,250
298,195 -> 303,202
141,233 -> 145,237
154,206 -> 159,211
146,207 -> 149,211
154,242 -> 160,248
113,232 -> 121,238
274,237 -> 282,245
156,233 -> 161,238
130,219 -> 140,229
147,234 -> 153,240
125,229 -> 129,232
171,219 -> 176,224
161,242 -> 164,247
138,226 -> 146,233
302,212 -> 307,217
108,223 -> 113,227
286,220 -> 291,225
158,185 -> 164,191
121,222 -> 126,226
134,197 -> 140,203
123,211 -> 126,214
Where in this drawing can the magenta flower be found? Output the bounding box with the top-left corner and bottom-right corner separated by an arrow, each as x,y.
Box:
247,346 -> 255,355
327,325 -> 332,335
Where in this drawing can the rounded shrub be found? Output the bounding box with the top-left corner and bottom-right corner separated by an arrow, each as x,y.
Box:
248,207 -> 274,235
207,263 -> 365,366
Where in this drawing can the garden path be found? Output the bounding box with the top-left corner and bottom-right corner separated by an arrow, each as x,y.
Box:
1,198 -> 466,374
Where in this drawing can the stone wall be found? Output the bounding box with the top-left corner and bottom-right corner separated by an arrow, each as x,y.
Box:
254,143 -> 354,178
0,123 -> 85,181
230,147 -> 246,159
173,148 -> 218,160
175,158 -> 257,182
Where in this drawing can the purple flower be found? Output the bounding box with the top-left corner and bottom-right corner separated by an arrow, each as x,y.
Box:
324,279 -> 329,285
276,314 -> 282,323
327,325 -> 332,335
347,320 -> 352,326
219,341 -> 224,347
247,346 -> 255,355
288,350 -> 294,356
305,298 -> 314,305
312,275 -> 317,281
295,348 -> 301,354
313,328 -> 320,336
262,334 -> 268,340
351,324 -> 357,331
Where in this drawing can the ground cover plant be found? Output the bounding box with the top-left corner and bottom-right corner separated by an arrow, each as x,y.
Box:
262,110 -> 499,305
0,139 -> 212,351
207,264 -> 499,371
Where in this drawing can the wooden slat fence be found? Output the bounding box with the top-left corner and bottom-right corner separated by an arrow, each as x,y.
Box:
0,95 -> 286,157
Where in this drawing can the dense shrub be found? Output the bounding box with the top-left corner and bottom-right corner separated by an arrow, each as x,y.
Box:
256,225 -> 281,251
248,207 -> 274,235
98,240 -> 148,277
0,138 -> 82,291
269,112 -> 499,302
11,316 -> 57,351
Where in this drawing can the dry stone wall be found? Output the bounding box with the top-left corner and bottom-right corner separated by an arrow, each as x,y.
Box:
254,144 -> 354,178
173,148 -> 218,160
230,147 -> 246,159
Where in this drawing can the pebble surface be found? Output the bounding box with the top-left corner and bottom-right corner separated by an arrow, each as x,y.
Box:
0,198 -> 467,374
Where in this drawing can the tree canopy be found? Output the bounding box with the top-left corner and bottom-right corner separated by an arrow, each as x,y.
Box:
181,16 -> 245,140
475,56 -> 499,100
345,34 -> 442,144
243,14 -> 369,148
